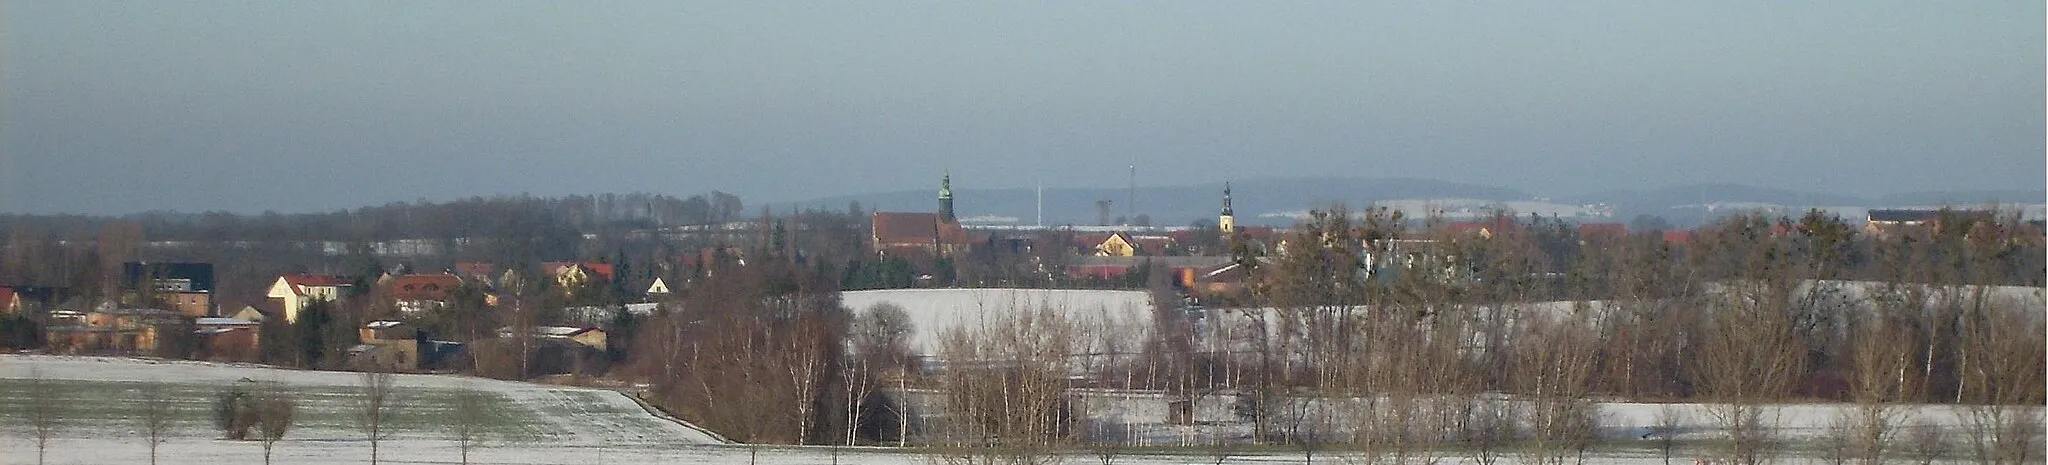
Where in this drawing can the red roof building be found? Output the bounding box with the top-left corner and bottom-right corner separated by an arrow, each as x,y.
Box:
388,274 -> 463,302
455,262 -> 496,279
1130,235 -> 1178,255
872,212 -> 975,257
279,274 -> 351,291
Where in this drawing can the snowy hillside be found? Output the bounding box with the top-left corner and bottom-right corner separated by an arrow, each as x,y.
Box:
0,355 -> 724,445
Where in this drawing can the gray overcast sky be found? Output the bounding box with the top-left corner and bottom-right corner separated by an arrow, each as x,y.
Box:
2,1 -> 2041,214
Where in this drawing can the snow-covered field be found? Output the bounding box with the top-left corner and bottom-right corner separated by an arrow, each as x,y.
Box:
0,355 -> 736,464
843,288 -> 1155,357
1,355 -> 2038,464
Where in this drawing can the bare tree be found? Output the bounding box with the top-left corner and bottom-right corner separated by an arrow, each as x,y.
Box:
933,302 -> 1080,464
1205,434 -> 1241,465
1818,414 -> 1856,465
255,387 -> 296,465
451,385 -> 487,465
356,369 -> 397,465
216,383 -> 258,440
1649,405 -> 1686,465
1077,402 -> 1130,465
25,369 -> 62,465
1956,298 -> 2046,465
1512,312 -> 1602,465
1688,216 -> 1805,465
1463,397 -> 1515,465
139,381 -> 178,465
636,260 -> 847,445
852,302 -> 915,368
777,307 -> 840,444
1837,309 -> 1916,465
1903,420 -> 1950,465
843,302 -> 913,447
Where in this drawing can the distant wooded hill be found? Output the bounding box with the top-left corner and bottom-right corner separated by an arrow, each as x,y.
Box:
780,177 -> 2045,228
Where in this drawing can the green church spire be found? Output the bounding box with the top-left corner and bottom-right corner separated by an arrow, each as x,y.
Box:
938,171 -> 956,223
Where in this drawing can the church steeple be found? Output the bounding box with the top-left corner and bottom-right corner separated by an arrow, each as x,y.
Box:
1221,182 -> 1234,216
1219,181 -> 1237,234
938,171 -> 956,223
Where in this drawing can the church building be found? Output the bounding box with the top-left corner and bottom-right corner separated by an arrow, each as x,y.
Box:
871,172 -> 978,257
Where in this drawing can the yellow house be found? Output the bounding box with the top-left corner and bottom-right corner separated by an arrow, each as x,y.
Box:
266,275 -> 351,324
1095,233 -> 1138,257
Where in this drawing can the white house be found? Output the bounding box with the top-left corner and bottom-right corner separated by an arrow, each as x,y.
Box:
265,275 -> 351,323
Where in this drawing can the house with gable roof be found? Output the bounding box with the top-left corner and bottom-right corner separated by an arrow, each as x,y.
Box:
194,317 -> 262,362
379,273 -> 464,316
266,274 -> 352,324
541,262 -> 616,291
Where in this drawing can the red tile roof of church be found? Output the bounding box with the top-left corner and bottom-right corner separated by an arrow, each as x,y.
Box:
872,212 -> 971,246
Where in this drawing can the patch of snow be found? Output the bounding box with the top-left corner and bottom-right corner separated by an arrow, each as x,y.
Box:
842,288 -> 1154,358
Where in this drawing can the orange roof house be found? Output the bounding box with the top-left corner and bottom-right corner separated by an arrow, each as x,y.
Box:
380,274 -> 464,316
388,274 -> 462,301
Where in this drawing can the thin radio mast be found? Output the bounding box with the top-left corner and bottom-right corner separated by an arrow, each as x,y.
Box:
1127,160 -> 1136,224
1036,183 -> 1044,227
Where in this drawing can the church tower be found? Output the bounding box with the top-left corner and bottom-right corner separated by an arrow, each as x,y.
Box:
938,171 -> 956,223
1218,181 -> 1236,234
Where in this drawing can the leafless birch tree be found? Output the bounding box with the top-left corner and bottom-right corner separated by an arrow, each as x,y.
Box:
356,369 -> 397,465
451,385 -> 487,465
26,369 -> 62,465
139,381 -> 177,465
